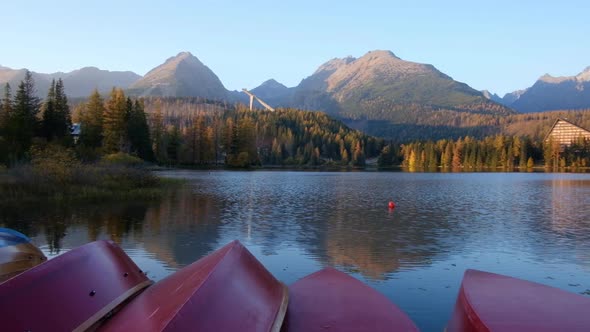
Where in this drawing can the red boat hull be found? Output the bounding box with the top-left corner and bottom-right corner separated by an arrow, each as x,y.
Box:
99,240 -> 288,332
447,269 -> 590,332
281,268 -> 418,332
0,240 -> 151,331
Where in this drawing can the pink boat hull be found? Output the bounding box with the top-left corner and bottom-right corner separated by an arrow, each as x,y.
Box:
99,240 -> 288,332
447,269 -> 590,332
282,268 -> 418,332
0,240 -> 151,331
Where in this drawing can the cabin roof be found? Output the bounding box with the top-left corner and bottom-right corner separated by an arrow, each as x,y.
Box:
543,118 -> 590,142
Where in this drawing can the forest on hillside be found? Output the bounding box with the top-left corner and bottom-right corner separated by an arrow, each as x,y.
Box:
378,109 -> 590,171
131,98 -> 383,167
0,72 -> 382,168
347,101 -> 590,144
2,71 -> 589,172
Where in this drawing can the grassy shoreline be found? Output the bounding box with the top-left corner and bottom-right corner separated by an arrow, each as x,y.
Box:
0,163 -> 184,208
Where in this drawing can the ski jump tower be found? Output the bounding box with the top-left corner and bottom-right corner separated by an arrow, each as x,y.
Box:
242,89 -> 275,112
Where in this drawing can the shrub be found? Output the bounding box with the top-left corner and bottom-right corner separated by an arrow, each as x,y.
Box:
101,153 -> 144,167
75,145 -> 102,162
30,144 -> 80,187
0,147 -> 168,206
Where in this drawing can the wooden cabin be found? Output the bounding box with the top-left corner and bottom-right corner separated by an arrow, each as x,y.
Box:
544,118 -> 590,148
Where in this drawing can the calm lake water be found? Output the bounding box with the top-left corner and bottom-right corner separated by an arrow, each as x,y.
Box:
2,170 -> 590,331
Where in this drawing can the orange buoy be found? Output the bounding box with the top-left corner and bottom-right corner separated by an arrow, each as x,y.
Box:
388,201 -> 395,209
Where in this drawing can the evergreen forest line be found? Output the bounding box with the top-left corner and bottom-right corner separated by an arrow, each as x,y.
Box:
1,70 -> 588,171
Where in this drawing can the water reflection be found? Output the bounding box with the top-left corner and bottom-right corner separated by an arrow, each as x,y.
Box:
140,190 -> 223,267
550,178 -> 590,236
1,171 -> 590,332
0,203 -> 151,254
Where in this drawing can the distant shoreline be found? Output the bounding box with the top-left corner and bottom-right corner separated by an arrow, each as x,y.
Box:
153,164 -> 590,174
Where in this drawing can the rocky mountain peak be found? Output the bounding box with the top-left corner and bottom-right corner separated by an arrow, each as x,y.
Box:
78,66 -> 100,72
259,79 -> 287,89
159,51 -> 202,68
576,66 -> 590,81
507,65 -> 590,112
361,50 -> 401,60
129,51 -> 227,99
539,72 -> 574,84
481,90 -> 504,104
320,49 -> 446,95
176,51 -> 193,58
313,56 -> 356,75
251,79 -> 291,101
538,67 -> 590,84
481,90 -> 493,99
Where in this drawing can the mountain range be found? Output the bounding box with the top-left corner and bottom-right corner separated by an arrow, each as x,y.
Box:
263,50 -> 512,119
484,67 -> 590,113
2,51 -> 589,118
0,66 -> 140,98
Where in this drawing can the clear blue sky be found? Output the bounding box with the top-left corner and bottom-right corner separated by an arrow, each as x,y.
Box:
2,0 -> 588,95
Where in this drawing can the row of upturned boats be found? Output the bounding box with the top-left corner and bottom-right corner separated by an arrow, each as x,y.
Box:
1,227 -> 589,331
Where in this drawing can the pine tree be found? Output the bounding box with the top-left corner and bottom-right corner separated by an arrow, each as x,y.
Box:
311,146 -> 321,165
378,144 -> 393,167
519,138 -> 528,169
442,141 -> 453,169
226,117 -> 240,165
426,142 -> 438,170
0,84 -> 9,164
54,79 -> 73,146
195,116 -> 208,164
452,139 -> 463,170
79,89 -> 105,148
236,117 -> 257,165
352,141 -> 365,166
150,100 -> 166,162
527,157 -> 534,169
127,99 -> 153,161
0,84 -> 12,138
339,139 -> 349,165
271,138 -> 282,164
102,88 -> 127,153
166,125 -> 181,164
204,127 -> 215,164
11,70 -> 40,159
408,149 -> 417,171
122,97 -> 134,153
222,117 -> 235,154
0,95 -> 3,138
543,139 -> 554,168
41,80 -> 57,141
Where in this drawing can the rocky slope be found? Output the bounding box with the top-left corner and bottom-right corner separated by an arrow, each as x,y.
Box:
127,52 -> 227,100
283,50 -> 511,117
503,67 -> 590,113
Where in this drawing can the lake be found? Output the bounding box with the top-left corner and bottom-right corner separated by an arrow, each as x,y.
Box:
2,170 -> 590,331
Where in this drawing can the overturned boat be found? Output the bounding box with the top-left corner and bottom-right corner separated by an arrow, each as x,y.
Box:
447,269 -> 590,332
99,240 -> 289,332
282,267 -> 419,332
0,240 -> 151,331
0,236 -> 417,331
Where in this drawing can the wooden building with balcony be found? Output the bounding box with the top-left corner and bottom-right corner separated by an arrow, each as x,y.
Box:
544,118 -> 590,148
